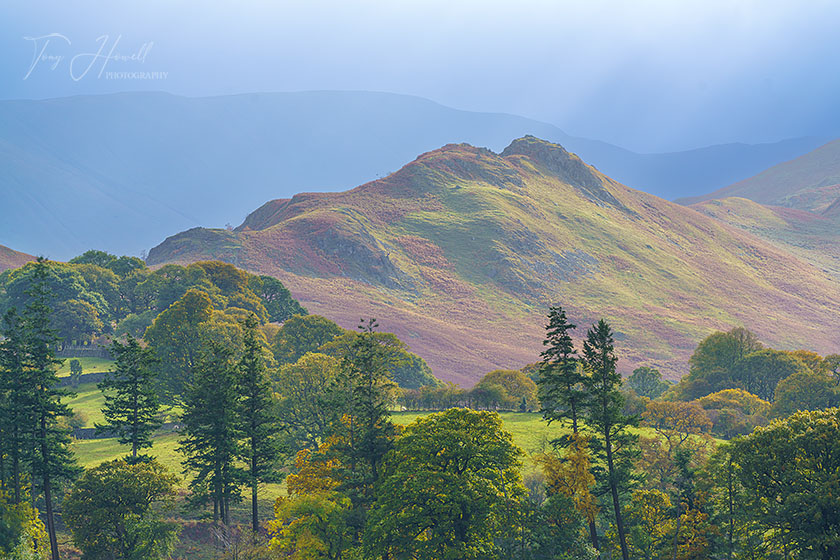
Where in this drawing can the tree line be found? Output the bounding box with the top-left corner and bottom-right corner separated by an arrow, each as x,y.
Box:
3,259 -> 840,559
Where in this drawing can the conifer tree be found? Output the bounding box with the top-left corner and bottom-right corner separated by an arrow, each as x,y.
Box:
537,306 -> 599,549
237,313 -> 280,533
582,319 -> 637,560
538,305 -> 587,434
97,334 -> 162,462
0,308 -> 33,504
24,258 -> 79,560
325,318 -> 396,539
178,341 -> 243,525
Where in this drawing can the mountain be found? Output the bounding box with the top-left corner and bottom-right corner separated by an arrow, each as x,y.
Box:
0,92 -> 822,260
148,137 -> 840,386
689,198 -> 840,280
683,140 -> 840,279
0,244 -> 35,272
679,139 -> 840,212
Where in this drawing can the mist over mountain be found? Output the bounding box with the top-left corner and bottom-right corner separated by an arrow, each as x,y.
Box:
148,136 -> 840,385
0,91 -> 823,260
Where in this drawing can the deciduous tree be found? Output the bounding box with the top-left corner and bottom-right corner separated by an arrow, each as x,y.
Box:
364,408 -> 525,560
730,408 -> 840,559
64,459 -> 179,560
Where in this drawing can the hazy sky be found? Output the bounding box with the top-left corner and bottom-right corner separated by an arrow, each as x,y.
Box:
2,0 -> 839,152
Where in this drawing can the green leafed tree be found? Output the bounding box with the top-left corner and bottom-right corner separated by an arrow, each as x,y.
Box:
144,288 -> 214,402
64,459 -> 179,560
364,408 -> 525,560
97,334 -> 162,462
476,369 -> 538,411
626,366 -> 670,399
248,274 -> 307,323
675,327 -> 763,400
731,349 -> 811,402
275,352 -> 341,451
68,358 -> 82,388
273,314 -> 344,365
770,369 -> 838,418
730,408 -> 840,559
318,329 -> 437,389
324,319 -> 396,540
0,309 -> 33,504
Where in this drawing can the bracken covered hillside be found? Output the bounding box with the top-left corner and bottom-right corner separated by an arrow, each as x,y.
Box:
149,137 -> 840,385
0,244 -> 34,272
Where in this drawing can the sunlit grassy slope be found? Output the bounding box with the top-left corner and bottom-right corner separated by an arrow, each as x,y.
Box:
71,412 -> 627,475
148,136 -> 840,385
691,197 -> 840,280
57,356 -> 114,377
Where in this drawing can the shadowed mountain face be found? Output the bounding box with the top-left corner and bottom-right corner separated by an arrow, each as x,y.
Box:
0,245 -> 35,272
148,136 -> 840,386
0,92 -> 822,260
680,139 -> 840,212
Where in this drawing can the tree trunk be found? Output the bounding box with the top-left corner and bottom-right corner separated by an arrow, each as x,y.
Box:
43,473 -> 59,560
588,519 -> 599,551
252,438 -> 259,533
605,432 -> 629,560
41,410 -> 59,560
12,424 -> 21,504
727,457 -> 734,560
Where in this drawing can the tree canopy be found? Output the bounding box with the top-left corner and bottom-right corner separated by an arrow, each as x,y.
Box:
364,408 -> 525,560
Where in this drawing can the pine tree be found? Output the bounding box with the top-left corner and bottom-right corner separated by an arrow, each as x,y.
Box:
178,341 -> 244,525
325,318 -> 396,539
538,306 -> 587,434
23,258 -> 79,560
537,305 -> 599,550
97,334 -> 162,462
237,314 -> 280,533
0,308 -> 33,504
582,319 -> 637,560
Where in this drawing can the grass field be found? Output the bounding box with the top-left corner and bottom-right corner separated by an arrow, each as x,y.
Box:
392,411 -> 563,455
69,408 -> 672,489
65,382 -> 107,426
57,356 -> 114,377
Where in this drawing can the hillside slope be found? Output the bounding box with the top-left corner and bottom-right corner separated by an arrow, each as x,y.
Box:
680,139 -> 840,212
149,137 -> 840,385
690,197 -> 840,279
0,92 -> 821,260
0,244 -> 35,272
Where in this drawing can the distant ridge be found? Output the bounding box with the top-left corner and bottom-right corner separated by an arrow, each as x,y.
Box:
0,91 -> 823,260
148,137 -> 840,385
679,139 -> 840,213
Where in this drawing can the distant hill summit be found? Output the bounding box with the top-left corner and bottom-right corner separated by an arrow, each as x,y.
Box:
0,91 -> 822,260
679,139 -> 840,213
0,244 -> 35,272
148,136 -> 840,385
